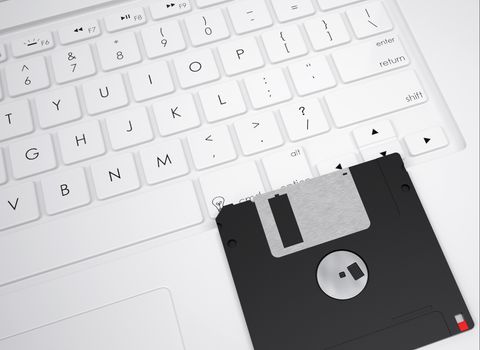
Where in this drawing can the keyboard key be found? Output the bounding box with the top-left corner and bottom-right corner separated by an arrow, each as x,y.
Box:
5,57 -> 50,97
262,26 -> 308,63
9,134 -> 57,179
150,0 -> 191,19
153,94 -> 200,136
174,49 -> 220,88
0,100 -> 34,141
58,120 -> 105,164
304,14 -> 351,51
360,139 -> 404,161
196,0 -> 229,7
228,0 -> 272,34
41,168 -> 91,215
315,153 -> 359,175
244,68 -> 292,109
140,139 -> 190,185
141,21 -> 186,58
200,162 -> 264,218
280,98 -> 330,141
91,153 -> 140,200
0,150 -> 6,184
11,31 -> 54,57
35,86 -> 82,128
104,7 -> 146,32
404,127 -> 448,156
271,0 -> 315,22
333,35 -> 409,82
347,2 -> 393,38
106,107 -> 153,150
97,32 -> 141,71
353,119 -> 396,147
51,45 -> 96,84
0,182 -> 40,231
325,70 -> 427,127
83,74 -> 129,115
188,125 -> 237,169
234,111 -> 283,155
185,9 -> 230,46
58,20 -> 101,44
317,0 -> 363,10
218,37 -> 264,76
288,55 -> 336,96
199,80 -> 246,122
128,61 -> 175,102
0,44 -> 7,62
0,181 -> 202,283
262,147 -> 312,189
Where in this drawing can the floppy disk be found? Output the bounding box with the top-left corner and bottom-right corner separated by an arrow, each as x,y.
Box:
216,154 -> 473,350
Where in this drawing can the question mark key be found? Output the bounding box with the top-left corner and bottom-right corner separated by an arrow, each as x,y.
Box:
279,99 -> 330,141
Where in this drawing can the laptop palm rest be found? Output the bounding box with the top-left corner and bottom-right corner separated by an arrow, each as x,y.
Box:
0,288 -> 184,350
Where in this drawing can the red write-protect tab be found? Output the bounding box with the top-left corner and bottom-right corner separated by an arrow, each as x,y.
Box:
457,321 -> 469,332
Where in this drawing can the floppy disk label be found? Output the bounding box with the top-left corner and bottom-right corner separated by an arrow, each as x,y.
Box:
254,170 -> 370,257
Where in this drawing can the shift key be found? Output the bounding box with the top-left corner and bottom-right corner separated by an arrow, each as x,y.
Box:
325,70 -> 427,127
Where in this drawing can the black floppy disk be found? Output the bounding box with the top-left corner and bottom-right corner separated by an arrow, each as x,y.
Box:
216,154 -> 473,350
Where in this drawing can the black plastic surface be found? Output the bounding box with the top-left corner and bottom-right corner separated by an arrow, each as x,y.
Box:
216,154 -> 473,350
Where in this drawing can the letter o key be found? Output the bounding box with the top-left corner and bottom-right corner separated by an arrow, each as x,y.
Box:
189,61 -> 202,73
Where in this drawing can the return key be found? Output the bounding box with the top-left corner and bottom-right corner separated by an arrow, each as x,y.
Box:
332,35 -> 409,83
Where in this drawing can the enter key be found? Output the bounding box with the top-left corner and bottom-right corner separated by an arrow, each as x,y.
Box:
332,35 -> 410,82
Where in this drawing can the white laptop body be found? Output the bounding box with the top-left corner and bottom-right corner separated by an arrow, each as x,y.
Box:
0,0 -> 477,349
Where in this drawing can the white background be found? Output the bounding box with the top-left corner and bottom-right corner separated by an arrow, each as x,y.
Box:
399,0 -> 479,348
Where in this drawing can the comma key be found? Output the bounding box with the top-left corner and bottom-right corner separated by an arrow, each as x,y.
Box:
187,125 -> 237,170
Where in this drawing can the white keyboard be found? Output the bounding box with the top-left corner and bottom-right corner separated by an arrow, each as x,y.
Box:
0,0 -> 465,285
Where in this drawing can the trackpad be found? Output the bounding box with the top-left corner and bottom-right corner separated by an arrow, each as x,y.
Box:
0,288 -> 184,350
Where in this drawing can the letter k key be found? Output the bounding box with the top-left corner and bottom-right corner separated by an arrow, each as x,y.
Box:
170,106 -> 181,118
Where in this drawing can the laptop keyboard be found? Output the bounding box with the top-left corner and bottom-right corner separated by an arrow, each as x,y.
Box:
0,0 -> 464,281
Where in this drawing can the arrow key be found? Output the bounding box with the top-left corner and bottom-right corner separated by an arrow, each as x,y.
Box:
315,153 -> 359,175
404,127 -> 448,156
360,139 -> 403,161
353,119 -> 396,147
